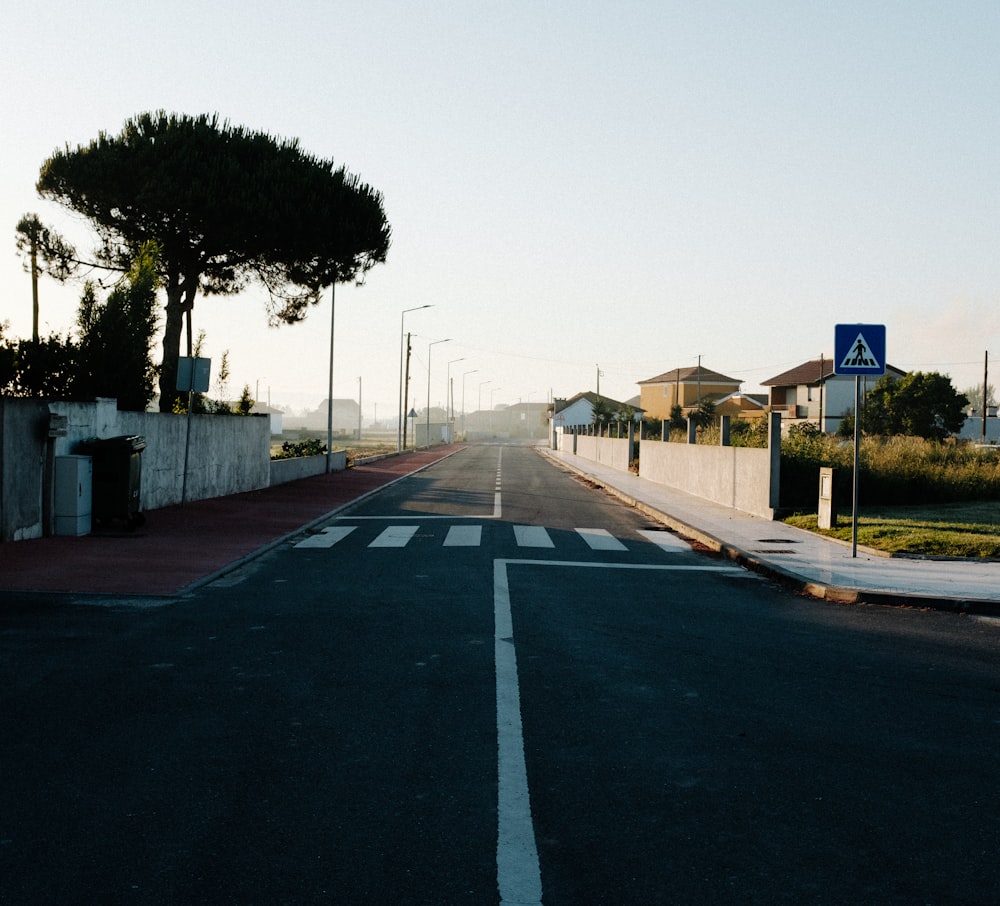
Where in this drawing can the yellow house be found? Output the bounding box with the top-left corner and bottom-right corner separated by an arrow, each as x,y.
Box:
637,365 -> 743,420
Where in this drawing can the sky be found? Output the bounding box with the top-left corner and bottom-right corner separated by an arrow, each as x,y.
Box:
3,1 -> 999,423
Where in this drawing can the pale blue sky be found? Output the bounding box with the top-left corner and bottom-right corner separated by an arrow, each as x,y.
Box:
3,1 -> 999,417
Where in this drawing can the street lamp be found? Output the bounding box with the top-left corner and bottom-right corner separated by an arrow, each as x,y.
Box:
446,357 -> 466,428
477,380 -> 491,441
490,387 -> 502,434
398,305 -> 432,451
426,338 -> 451,447
461,369 -> 478,436
326,282 -> 336,473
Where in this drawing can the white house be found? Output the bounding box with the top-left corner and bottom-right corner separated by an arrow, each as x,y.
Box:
550,391 -> 643,434
762,358 -> 907,433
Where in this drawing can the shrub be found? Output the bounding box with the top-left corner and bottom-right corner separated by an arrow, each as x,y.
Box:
780,433 -> 1000,509
271,438 -> 327,460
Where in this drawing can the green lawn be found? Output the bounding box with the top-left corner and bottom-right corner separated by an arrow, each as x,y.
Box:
782,500 -> 1000,558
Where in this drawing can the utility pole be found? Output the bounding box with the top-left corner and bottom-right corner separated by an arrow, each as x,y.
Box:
402,332 -> 412,450
819,353 -> 825,432
983,350 -> 989,444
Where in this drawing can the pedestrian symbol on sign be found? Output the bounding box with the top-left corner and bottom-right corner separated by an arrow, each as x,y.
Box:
842,333 -> 880,370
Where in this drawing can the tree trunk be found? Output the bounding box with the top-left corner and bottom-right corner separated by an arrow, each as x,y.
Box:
159,290 -> 183,412
158,273 -> 197,412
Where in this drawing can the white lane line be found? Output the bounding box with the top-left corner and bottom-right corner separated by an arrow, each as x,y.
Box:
494,560 -> 543,906
493,556 -> 746,904
494,446 -> 503,518
444,525 -> 483,547
513,525 -> 554,548
576,528 -> 628,551
293,526 -> 358,548
637,528 -> 693,552
368,525 -> 419,548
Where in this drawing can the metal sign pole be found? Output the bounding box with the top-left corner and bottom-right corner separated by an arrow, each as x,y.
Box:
852,375 -> 860,557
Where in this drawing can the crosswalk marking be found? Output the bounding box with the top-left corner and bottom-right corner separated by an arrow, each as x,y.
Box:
444,525 -> 483,546
637,528 -> 691,552
513,525 -> 555,548
369,525 -> 420,548
293,526 -> 358,548
576,528 -> 628,551
295,523 -> 696,554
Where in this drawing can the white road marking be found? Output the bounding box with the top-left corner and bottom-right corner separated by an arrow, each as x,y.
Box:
637,528 -> 693,552
368,525 -> 419,548
444,525 -> 483,546
493,556 -> 747,904
576,528 -> 628,551
293,526 -> 358,548
513,525 -> 554,548
494,560 -> 543,906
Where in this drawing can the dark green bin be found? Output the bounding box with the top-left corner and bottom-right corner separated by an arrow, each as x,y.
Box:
77,435 -> 146,529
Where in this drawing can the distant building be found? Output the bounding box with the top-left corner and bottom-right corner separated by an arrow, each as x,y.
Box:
638,365 -> 743,420
762,358 -> 907,433
283,398 -> 360,433
463,402 -> 550,440
550,392 -> 643,431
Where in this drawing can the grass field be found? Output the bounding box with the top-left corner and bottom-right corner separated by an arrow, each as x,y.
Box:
782,500 -> 1000,558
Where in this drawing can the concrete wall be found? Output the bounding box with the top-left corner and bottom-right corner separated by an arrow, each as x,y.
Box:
638,442 -> 777,518
1,398 -> 273,541
572,434 -> 632,472
0,400 -> 50,541
559,413 -> 781,520
44,400 -> 271,511
269,450 -> 347,485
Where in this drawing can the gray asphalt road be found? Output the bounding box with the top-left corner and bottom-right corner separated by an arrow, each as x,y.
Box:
1,444 -> 998,904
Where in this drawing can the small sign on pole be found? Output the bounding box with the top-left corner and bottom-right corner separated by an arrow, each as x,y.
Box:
176,356 -> 212,393
834,324 -> 886,557
176,356 -> 211,505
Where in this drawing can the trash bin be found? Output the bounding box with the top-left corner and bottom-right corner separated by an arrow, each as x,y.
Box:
77,435 -> 146,530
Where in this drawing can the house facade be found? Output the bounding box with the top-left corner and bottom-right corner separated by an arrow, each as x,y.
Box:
763,358 -> 907,432
638,366 -> 743,420
550,392 -> 642,431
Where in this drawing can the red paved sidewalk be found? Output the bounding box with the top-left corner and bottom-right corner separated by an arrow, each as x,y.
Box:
0,447 -> 459,598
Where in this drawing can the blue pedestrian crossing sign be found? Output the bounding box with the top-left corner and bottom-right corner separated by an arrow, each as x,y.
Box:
834,324 -> 886,376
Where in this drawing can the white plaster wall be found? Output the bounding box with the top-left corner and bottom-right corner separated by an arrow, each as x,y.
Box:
574,435 -> 630,471
47,401 -> 270,510
638,442 -> 776,519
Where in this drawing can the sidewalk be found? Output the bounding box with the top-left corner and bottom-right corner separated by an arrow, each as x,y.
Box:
542,447 -> 1000,615
0,447 -> 459,601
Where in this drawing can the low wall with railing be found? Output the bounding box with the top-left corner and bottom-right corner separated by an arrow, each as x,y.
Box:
555,414 -> 781,520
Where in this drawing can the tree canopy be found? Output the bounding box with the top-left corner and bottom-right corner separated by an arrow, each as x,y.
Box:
36,112 -> 391,410
74,242 -> 160,411
0,244 -> 159,409
863,371 -> 969,440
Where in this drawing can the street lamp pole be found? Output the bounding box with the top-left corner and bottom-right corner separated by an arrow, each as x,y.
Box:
426,338 -> 451,447
446,357 -> 466,434
398,305 -> 432,451
478,379 -> 491,440
490,387 -> 502,434
462,369 -> 478,437
326,282 -> 336,473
